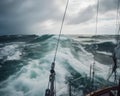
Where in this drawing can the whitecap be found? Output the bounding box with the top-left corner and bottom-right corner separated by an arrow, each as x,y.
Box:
0,44 -> 22,61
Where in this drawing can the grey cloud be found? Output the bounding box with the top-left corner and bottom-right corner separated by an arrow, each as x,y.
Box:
0,0 -> 119,35
100,0 -> 118,13
68,0 -> 119,25
68,6 -> 95,24
0,0 -> 63,35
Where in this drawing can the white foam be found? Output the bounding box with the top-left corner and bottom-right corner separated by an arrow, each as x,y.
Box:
97,51 -> 112,56
0,56 -> 69,96
0,44 -> 22,61
0,35 -> 114,96
57,43 -> 110,80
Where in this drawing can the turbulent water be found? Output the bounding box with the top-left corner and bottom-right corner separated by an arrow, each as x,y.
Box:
0,34 -> 119,96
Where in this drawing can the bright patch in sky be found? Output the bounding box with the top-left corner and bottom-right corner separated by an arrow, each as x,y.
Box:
42,20 -> 55,29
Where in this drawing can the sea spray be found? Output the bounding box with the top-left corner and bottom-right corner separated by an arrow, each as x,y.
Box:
0,34 -> 117,96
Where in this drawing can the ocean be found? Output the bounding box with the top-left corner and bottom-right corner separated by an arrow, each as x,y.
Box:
0,34 -> 119,96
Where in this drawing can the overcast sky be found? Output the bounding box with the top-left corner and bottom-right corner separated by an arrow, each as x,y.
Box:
0,0 -> 119,35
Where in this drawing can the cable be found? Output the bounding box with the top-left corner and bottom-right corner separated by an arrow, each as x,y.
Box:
45,0 -> 70,96
95,0 -> 99,38
55,77 -> 56,96
116,0 -> 120,44
115,0 -> 120,85
108,0 -> 120,83
115,0 -> 120,44
91,0 -> 99,91
53,0 -> 70,63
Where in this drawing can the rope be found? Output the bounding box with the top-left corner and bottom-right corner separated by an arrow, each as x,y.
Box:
95,0 -> 99,38
90,64 -> 92,83
53,0 -> 69,63
45,0 -> 70,96
107,0 -> 120,83
55,77 -> 56,96
115,0 -> 120,85
91,0 -> 99,91
116,0 -> 120,44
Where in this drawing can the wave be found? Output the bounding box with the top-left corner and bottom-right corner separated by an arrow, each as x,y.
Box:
0,43 -> 23,61
0,35 -> 37,43
30,34 -> 54,43
0,34 -> 117,96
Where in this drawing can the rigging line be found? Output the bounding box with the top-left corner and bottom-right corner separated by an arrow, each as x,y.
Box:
93,0 -> 99,66
45,1 -> 70,96
95,0 -> 99,38
116,0 -> 120,44
91,0 -> 99,90
93,0 -> 99,52
90,64 -> 92,83
54,77 -> 56,96
53,0 -> 70,63
107,0 -> 120,82
115,0 -> 120,84
117,1 -> 120,43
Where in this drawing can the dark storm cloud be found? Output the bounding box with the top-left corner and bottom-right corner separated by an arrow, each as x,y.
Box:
0,0 -> 27,35
0,0 -> 62,35
69,0 -> 119,24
